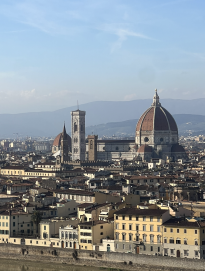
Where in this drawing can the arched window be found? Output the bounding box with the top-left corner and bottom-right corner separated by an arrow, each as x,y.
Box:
90,140 -> 93,149
143,234 -> 147,242
74,122 -> 78,132
65,232 -> 68,239
150,234 -> 154,243
61,232 -> 64,238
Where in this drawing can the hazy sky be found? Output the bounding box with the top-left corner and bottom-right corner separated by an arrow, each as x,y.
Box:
0,0 -> 205,113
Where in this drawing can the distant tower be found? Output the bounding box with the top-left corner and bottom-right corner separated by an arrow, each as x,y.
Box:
71,110 -> 86,160
61,123 -> 69,163
88,135 -> 98,161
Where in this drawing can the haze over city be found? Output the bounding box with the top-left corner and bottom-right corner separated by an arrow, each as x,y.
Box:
0,0 -> 205,113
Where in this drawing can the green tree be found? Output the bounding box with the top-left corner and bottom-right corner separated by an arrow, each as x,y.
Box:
31,210 -> 42,235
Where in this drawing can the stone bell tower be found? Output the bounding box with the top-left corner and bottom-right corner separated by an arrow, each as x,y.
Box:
88,135 -> 98,161
71,110 -> 86,161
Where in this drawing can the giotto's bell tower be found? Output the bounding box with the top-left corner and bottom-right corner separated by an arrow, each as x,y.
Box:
71,110 -> 86,161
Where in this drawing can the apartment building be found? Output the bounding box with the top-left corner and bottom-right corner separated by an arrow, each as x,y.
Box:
78,220 -> 114,251
162,217 -> 205,259
59,225 -> 79,249
0,209 -> 34,244
54,189 -> 95,204
114,208 -> 170,255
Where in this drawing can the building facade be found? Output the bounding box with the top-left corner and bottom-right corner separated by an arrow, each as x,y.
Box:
162,217 -> 205,259
114,208 -> 170,255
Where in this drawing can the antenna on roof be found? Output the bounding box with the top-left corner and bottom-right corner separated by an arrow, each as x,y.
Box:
77,100 -> 79,110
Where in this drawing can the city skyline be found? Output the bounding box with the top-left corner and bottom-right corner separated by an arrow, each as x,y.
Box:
0,0 -> 205,113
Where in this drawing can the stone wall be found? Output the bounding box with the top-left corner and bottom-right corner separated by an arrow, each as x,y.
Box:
0,244 -> 205,270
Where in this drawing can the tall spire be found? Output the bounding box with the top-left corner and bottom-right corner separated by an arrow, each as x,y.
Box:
152,89 -> 161,107
62,122 -> 66,138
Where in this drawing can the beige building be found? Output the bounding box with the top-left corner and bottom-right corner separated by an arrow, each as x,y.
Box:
1,166 -> 60,179
40,219 -> 69,240
54,189 -> 95,204
163,217 -> 205,259
78,220 -> 114,251
0,209 -> 35,244
114,208 -> 170,255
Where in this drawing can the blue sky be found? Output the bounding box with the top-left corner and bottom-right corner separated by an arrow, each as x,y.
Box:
0,0 -> 205,113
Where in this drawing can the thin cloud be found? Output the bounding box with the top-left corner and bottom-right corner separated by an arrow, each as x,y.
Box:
112,28 -> 152,52
20,89 -> 35,99
99,24 -> 154,52
124,93 -> 137,101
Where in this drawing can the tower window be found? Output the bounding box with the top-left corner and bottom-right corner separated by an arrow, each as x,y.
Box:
90,140 -> 93,149
74,122 -> 78,132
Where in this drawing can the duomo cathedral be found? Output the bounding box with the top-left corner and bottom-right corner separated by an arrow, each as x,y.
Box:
52,90 -> 187,162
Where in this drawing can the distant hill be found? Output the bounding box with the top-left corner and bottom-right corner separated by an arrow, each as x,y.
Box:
85,114 -> 205,137
1,99 -> 205,138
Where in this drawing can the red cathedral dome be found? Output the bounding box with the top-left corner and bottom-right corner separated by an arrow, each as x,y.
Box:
136,91 -> 178,133
53,132 -> 71,147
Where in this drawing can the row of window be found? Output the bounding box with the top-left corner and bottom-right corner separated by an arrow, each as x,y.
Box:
80,232 -> 91,236
80,226 -> 92,229
0,230 -> 9,234
116,223 -> 160,232
80,239 -> 92,243
164,238 -> 200,245
115,243 -> 161,252
116,215 -> 160,222
164,228 -> 198,234
2,171 -> 22,174
61,232 -> 78,239
0,216 -> 8,220
115,232 -> 161,243
164,248 -> 200,257
58,194 -> 93,202
0,222 -> 8,227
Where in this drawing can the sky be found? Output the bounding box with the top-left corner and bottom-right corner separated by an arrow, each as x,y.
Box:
0,0 -> 205,113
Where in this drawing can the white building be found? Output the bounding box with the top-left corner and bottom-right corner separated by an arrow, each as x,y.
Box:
59,225 -> 79,249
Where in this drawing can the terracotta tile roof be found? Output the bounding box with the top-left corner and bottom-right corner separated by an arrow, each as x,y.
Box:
136,105 -> 178,132
114,207 -> 167,216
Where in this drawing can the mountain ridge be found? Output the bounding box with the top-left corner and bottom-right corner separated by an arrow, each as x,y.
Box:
1,99 -> 205,138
